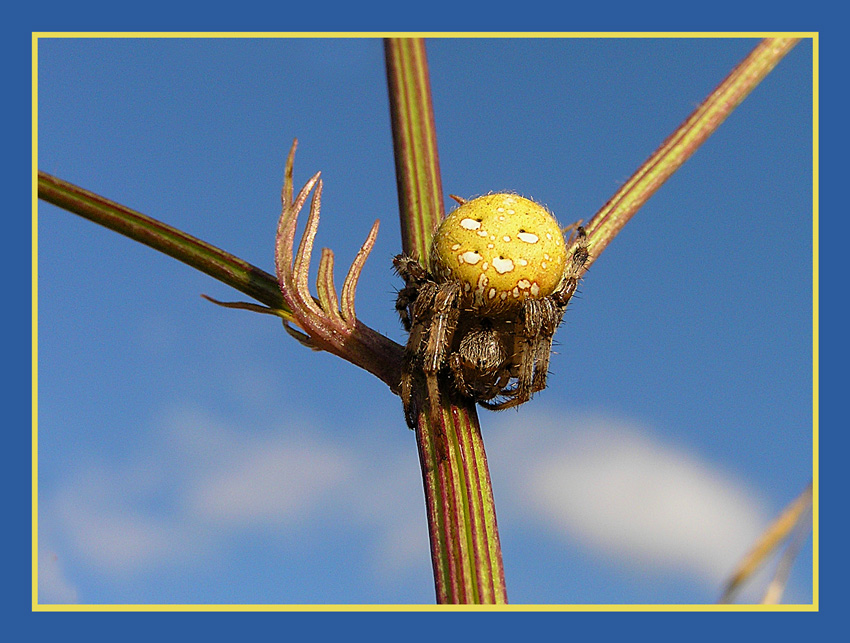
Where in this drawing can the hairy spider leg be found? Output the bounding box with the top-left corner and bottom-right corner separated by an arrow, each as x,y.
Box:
420,281 -> 463,420
393,254 -> 430,332
480,227 -> 588,411
395,254 -> 463,427
478,298 -> 560,410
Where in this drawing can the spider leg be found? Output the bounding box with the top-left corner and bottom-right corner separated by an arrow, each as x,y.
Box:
395,286 -> 418,332
398,278 -> 462,427
480,298 -> 561,410
526,299 -> 563,392
400,318 -> 425,427
553,226 -> 589,307
421,281 -> 462,418
482,229 -> 589,412
393,254 -> 429,332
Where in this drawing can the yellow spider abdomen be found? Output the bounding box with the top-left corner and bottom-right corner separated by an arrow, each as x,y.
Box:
429,193 -> 568,310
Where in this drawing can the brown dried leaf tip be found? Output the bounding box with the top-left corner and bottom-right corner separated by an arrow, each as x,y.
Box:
274,140 -> 403,389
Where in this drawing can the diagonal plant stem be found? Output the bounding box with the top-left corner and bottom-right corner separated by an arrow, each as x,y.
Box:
37,169 -> 404,389
385,37 -> 507,605
582,37 -> 800,267
38,171 -> 290,313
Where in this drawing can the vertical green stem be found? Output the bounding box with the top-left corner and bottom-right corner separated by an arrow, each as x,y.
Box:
385,37 -> 508,604
384,38 -> 445,260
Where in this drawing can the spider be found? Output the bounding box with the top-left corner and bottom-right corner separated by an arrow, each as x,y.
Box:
393,193 -> 589,427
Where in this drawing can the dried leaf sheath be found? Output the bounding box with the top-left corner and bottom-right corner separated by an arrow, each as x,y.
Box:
273,139 -> 403,389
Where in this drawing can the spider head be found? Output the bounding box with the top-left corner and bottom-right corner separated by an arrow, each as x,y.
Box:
428,193 -> 569,312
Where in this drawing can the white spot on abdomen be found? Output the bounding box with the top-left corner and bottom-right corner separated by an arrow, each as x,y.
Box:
460,218 -> 481,230
460,251 -> 481,265
517,231 -> 539,243
492,257 -> 515,274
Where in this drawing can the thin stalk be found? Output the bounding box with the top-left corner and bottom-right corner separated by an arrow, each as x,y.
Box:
384,37 -> 445,261
385,37 -> 508,604
38,171 -> 288,313
583,37 -> 800,269
719,481 -> 813,604
38,169 -> 405,390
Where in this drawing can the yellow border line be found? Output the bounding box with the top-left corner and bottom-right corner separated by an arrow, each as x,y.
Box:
34,602 -> 818,612
32,31 -> 818,613
811,34 -> 820,610
32,31 -> 818,39
32,32 -> 40,612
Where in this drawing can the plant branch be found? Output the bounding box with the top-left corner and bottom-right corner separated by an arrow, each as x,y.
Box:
38,171 -> 288,313
37,168 -> 404,389
384,37 -> 446,261
582,37 -> 800,269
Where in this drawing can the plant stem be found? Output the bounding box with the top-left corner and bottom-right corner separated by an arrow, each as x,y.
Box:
384,38 -> 445,261
38,171 -> 288,313
583,37 -> 800,267
38,169 -> 405,389
385,37 -> 508,604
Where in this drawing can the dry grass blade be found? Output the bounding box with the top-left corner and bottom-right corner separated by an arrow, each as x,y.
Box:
762,508 -> 812,605
719,481 -> 813,604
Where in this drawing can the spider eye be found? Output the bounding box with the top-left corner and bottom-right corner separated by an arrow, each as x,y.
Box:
428,193 -> 569,311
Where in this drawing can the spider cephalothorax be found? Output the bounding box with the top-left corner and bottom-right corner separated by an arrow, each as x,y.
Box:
394,193 -> 589,427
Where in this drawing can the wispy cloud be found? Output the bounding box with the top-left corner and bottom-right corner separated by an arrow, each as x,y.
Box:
489,411 -> 770,589
41,403 -> 773,602
38,548 -> 79,604
40,405 -> 428,599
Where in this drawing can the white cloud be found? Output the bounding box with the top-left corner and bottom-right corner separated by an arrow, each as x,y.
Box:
51,466 -> 185,573
44,402 -> 769,602
188,440 -> 353,525
41,405 -> 428,595
488,411 -> 770,588
38,548 -> 78,604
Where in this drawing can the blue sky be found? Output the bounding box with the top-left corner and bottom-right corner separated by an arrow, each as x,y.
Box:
36,36 -> 813,606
